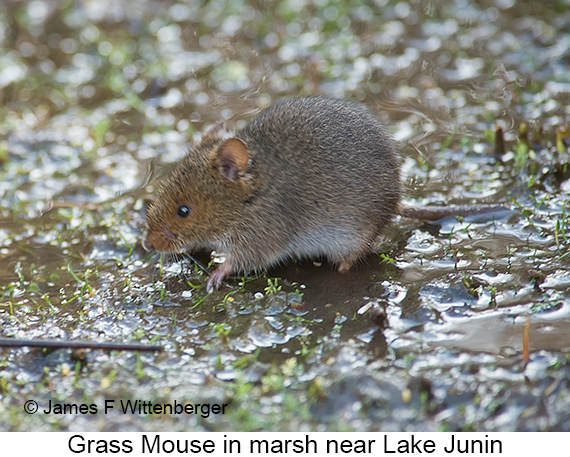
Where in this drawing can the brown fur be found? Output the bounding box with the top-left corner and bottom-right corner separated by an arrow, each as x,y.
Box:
144,97 -> 400,290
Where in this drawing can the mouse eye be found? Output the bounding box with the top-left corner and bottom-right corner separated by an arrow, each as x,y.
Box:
177,204 -> 192,218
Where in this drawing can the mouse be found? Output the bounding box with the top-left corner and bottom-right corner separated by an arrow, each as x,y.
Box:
143,97 -> 505,291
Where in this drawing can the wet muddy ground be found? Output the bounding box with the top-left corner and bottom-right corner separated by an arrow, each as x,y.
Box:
1,0 -> 569,431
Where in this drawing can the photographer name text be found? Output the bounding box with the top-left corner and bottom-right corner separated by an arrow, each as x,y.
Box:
35,399 -> 227,418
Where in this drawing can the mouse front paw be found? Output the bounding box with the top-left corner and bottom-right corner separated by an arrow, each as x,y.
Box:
206,262 -> 234,292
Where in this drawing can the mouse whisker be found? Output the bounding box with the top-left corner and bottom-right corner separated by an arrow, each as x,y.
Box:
186,254 -> 211,275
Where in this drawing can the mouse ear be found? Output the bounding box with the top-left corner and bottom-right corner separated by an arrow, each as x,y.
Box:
214,138 -> 250,181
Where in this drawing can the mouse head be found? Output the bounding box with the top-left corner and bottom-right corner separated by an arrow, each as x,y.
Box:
143,129 -> 254,254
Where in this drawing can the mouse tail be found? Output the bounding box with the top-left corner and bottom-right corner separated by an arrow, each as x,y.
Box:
398,202 -> 509,221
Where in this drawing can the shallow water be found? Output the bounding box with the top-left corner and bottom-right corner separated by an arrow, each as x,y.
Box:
1,0 -> 569,431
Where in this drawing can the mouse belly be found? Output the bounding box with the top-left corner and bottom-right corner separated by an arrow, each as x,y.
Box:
206,224 -> 373,291
283,224 -> 372,262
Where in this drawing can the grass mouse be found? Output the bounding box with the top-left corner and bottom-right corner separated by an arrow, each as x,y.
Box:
143,97 -> 504,291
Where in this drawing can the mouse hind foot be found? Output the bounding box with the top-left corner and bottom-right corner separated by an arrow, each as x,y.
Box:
337,259 -> 354,273
334,245 -> 372,273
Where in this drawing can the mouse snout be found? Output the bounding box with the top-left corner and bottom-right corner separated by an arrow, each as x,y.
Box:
143,225 -> 178,253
